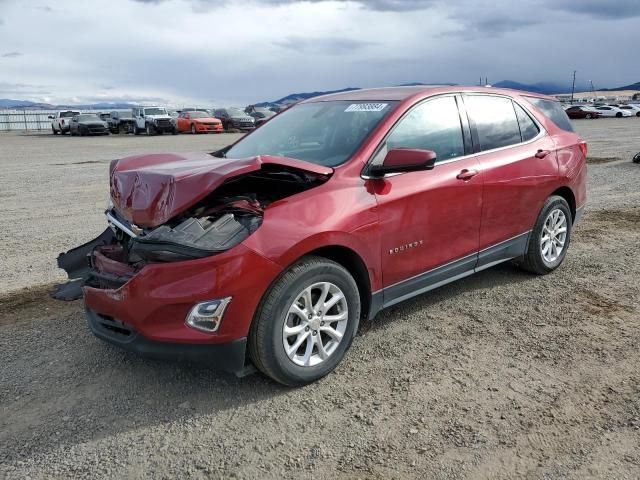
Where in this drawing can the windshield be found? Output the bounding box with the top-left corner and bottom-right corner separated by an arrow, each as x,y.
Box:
144,108 -> 167,116
189,111 -> 210,118
228,108 -> 246,116
77,114 -> 100,121
225,101 -> 397,167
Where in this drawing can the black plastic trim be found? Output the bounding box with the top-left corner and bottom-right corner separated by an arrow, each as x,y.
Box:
85,308 -> 247,374
476,231 -> 530,271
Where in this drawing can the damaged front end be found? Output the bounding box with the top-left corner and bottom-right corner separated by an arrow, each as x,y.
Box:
53,156 -> 331,300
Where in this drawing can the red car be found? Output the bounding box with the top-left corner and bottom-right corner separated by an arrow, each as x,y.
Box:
56,86 -> 587,386
565,105 -> 600,119
175,111 -> 223,134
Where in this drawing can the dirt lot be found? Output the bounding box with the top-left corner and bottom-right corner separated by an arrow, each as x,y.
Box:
1,120 -> 639,479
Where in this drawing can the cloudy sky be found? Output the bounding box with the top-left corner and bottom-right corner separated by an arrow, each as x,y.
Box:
0,0 -> 638,106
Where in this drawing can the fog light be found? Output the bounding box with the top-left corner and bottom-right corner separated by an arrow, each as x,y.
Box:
185,297 -> 232,333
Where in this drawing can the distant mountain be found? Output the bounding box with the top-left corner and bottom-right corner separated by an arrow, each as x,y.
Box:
0,99 -> 138,110
602,81 -> 640,91
254,87 -> 361,107
492,80 -> 591,95
0,99 -> 41,108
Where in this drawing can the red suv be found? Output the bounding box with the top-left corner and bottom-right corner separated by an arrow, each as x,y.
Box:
56,86 -> 587,386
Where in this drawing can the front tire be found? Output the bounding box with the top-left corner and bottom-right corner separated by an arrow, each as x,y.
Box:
52,126 -> 58,135
249,256 -> 361,386
585,113 -> 592,119
191,124 -> 197,134
518,196 -> 572,275
616,112 -> 622,118
146,124 -> 153,136
633,152 -> 640,164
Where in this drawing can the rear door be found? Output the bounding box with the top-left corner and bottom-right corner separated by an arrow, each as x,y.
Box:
462,94 -> 558,267
371,95 -> 483,305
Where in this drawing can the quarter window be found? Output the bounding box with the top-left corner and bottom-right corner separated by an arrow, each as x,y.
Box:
525,97 -> 574,132
514,103 -> 539,142
384,96 -> 465,162
464,95 -> 522,151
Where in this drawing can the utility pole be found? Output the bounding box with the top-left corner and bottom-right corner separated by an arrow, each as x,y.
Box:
570,70 -> 576,104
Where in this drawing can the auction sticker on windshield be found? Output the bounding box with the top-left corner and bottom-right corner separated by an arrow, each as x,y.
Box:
345,103 -> 388,112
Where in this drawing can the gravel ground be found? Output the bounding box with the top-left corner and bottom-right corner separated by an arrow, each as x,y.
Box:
1,119 -> 639,479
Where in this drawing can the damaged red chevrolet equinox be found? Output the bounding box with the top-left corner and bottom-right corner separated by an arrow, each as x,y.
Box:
55,87 -> 587,386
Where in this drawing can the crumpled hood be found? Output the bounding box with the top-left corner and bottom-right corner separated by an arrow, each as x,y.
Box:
110,152 -> 333,228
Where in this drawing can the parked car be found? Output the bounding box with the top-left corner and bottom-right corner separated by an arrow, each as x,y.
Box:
108,111 -> 135,134
611,104 -> 640,117
69,114 -> 109,136
49,110 -> 80,135
245,105 -> 276,126
175,111 -> 224,134
592,106 -> 633,118
55,86 -> 586,386
565,105 -> 600,119
214,107 -> 256,131
132,106 -> 177,135
98,112 -> 111,122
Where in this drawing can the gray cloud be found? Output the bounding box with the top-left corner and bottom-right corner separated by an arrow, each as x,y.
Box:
1,51 -> 23,58
131,0 -> 437,11
549,0 -> 640,19
37,5 -> 54,12
275,36 -> 376,54
443,13 -> 540,39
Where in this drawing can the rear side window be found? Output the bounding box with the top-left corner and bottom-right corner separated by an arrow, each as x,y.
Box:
526,97 -> 574,132
514,103 -> 539,142
385,96 -> 465,162
464,95 -> 522,151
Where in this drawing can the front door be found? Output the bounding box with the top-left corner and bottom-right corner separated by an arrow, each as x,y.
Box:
371,95 -> 483,306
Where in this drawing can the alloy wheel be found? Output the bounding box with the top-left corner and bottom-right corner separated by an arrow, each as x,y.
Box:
540,208 -> 568,263
282,282 -> 349,367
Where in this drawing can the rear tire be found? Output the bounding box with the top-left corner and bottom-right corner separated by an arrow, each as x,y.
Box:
146,124 -> 153,136
633,152 -> 640,164
616,112 -> 622,118
585,113 -> 592,119
191,124 -> 197,134
249,256 -> 361,386
52,126 -> 58,135
517,196 -> 572,275
133,124 -> 139,135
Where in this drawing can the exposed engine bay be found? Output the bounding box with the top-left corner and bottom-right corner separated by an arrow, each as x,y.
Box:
53,164 -> 329,300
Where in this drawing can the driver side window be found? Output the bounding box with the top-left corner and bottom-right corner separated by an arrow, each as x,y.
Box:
381,96 -> 465,164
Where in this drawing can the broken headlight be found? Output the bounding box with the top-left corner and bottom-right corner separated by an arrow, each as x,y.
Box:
129,213 -> 260,262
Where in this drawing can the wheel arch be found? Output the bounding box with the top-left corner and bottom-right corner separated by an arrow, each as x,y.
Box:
305,245 -> 372,321
550,186 -> 576,224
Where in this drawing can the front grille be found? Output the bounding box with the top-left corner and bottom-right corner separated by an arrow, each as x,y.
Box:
156,119 -> 171,127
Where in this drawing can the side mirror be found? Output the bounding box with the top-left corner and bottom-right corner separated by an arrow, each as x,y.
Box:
369,148 -> 437,177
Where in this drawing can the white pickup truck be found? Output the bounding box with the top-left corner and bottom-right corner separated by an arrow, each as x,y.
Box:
49,111 -> 81,135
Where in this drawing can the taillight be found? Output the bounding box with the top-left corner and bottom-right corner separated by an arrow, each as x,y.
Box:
61,119 -> 65,125
578,141 -> 588,158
